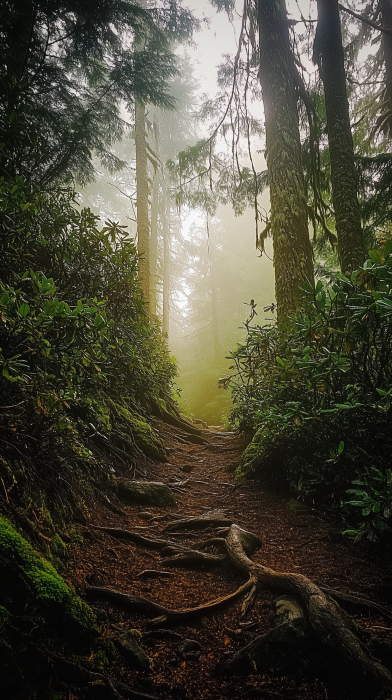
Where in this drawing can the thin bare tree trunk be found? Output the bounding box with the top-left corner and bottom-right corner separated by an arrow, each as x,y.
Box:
135,100 -> 150,304
210,240 -> 220,360
150,169 -> 159,317
257,0 -> 314,323
162,186 -> 170,337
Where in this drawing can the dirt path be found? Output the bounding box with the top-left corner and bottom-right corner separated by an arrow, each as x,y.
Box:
69,424 -> 392,700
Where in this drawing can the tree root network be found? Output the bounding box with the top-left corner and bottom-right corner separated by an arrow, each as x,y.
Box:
83,518 -> 392,697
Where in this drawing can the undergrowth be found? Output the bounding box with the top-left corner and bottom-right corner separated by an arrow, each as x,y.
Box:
227,241 -> 392,543
0,176 -> 177,522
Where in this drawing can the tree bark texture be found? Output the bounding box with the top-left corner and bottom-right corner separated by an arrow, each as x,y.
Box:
135,100 -> 150,304
209,240 -> 220,359
257,0 -> 314,322
314,0 -> 365,276
150,168 -> 159,317
162,185 -> 170,337
380,0 -> 392,131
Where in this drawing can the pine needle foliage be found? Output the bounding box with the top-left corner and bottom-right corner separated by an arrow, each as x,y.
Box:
0,0 -> 198,185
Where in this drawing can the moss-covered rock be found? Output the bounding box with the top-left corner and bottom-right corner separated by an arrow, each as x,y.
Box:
115,629 -> 152,671
118,480 -> 176,507
0,518 -> 95,631
116,405 -> 167,461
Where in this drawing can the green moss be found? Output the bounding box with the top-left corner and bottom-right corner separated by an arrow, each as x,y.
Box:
50,533 -> 67,560
286,499 -> 310,516
116,405 -> 167,461
88,637 -> 116,672
63,524 -> 84,546
155,396 -> 178,419
0,518 -> 95,630
236,429 -> 263,477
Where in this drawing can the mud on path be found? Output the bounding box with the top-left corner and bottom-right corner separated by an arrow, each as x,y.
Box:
69,423 -> 392,700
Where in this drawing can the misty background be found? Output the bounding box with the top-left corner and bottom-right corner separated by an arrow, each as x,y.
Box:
80,0 -> 275,425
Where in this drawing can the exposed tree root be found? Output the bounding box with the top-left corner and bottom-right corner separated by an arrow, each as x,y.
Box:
320,586 -> 392,622
136,570 -> 175,579
193,536 -> 228,551
85,576 -> 256,627
240,582 -> 257,619
85,586 -> 171,616
163,511 -> 233,533
83,519 -> 392,696
10,630 -> 159,700
225,524 -> 392,691
224,595 -> 308,673
86,525 -> 170,550
161,550 -> 226,567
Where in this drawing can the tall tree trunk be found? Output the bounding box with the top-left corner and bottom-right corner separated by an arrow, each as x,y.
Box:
210,241 -> 220,360
150,169 -> 159,317
135,100 -> 150,304
380,0 -> 392,132
314,0 -> 365,276
162,186 -> 170,337
257,0 -> 314,323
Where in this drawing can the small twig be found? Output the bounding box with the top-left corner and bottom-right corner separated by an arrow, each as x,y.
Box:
167,531 -> 200,538
292,535 -> 329,549
0,477 -> 9,503
369,625 -> 392,631
134,524 -> 159,529
321,681 -> 328,700
241,583 -> 257,619
136,570 -> 175,579
320,586 -> 392,622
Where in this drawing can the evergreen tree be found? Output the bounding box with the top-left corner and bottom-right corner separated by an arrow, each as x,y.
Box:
257,0 -> 314,320
313,0 -> 365,275
135,101 -> 151,301
0,0 -> 196,185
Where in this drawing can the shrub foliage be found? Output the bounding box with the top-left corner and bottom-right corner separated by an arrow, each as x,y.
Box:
0,177 -> 176,514
227,242 -> 392,540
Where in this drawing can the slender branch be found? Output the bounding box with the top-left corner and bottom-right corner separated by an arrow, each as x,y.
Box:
19,2 -> 39,81
200,0 -> 248,150
47,21 -> 88,47
339,3 -> 392,37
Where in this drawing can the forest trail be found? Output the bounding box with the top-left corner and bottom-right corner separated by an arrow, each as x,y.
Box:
70,423 -> 392,700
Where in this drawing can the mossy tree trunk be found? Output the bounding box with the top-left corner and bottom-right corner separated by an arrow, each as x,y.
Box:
135,100 -> 150,304
314,0 -> 365,276
257,0 -> 314,323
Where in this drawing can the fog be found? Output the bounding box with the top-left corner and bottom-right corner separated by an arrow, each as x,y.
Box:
81,1 -> 276,425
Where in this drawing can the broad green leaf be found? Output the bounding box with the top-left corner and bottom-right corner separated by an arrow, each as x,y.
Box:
18,303 -> 30,317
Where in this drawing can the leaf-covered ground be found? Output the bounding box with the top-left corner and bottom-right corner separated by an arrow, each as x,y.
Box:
69,424 -> 392,700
